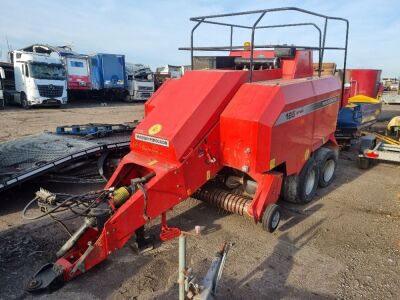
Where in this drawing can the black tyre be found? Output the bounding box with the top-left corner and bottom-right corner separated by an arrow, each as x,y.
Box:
21,93 -> 30,109
282,175 -> 298,203
357,157 -> 370,169
262,204 -> 281,233
122,92 -> 135,103
298,158 -> 319,203
315,147 -> 337,188
283,158 -> 319,204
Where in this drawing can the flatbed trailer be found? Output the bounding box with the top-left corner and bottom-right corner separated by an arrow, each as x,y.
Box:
0,131 -> 135,193
358,133 -> 400,168
381,92 -> 400,104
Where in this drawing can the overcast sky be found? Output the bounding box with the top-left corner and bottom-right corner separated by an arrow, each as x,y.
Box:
0,0 -> 398,77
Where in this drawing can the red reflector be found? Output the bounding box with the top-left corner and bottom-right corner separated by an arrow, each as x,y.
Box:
366,151 -> 379,158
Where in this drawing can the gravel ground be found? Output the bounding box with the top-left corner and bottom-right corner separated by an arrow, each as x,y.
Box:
0,101 -> 399,299
0,99 -> 144,143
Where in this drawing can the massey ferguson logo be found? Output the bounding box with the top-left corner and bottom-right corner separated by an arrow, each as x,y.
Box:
135,133 -> 169,147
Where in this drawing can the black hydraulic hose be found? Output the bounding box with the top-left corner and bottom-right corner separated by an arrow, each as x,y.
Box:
137,183 -> 150,220
21,190 -> 107,220
22,196 -> 74,220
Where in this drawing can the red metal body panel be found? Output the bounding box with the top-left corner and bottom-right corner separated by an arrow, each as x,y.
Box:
230,50 -> 313,79
247,172 -> 283,220
68,75 -> 91,90
220,76 -> 341,175
347,69 -> 382,98
342,86 -> 351,107
132,70 -> 247,162
281,50 -> 313,79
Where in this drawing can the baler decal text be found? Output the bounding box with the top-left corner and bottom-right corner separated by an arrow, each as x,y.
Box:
135,133 -> 170,147
275,96 -> 339,125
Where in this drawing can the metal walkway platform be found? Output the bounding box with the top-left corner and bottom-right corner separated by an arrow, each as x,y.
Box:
382,92 -> 400,104
0,132 -> 132,193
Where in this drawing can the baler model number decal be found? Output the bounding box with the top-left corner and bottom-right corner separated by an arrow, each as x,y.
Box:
135,133 -> 169,147
275,96 -> 339,125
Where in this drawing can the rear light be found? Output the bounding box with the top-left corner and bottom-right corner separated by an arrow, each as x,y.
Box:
365,151 -> 379,159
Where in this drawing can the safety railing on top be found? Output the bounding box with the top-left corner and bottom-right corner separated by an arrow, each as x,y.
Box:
179,7 -> 349,101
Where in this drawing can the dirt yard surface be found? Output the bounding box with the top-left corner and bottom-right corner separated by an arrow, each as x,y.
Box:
0,102 -> 399,299
0,100 -> 144,143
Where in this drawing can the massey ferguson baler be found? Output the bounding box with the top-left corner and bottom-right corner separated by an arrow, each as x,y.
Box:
26,7 -> 349,292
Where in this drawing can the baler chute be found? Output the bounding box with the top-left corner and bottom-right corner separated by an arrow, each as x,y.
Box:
26,7 -> 349,293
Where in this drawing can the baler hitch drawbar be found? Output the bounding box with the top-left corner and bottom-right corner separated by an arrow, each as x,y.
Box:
24,172 -> 166,293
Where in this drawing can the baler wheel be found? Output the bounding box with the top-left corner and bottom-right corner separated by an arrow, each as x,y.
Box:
282,158 -> 319,204
315,147 -> 337,188
262,204 -> 281,233
298,158 -> 319,203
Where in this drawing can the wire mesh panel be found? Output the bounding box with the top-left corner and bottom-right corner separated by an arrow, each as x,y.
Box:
0,133 -> 131,192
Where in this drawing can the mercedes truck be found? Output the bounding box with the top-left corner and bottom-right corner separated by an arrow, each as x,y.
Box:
21,45 -> 91,99
7,50 -> 67,108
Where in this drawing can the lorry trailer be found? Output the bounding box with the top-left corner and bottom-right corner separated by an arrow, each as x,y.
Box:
155,65 -> 188,90
21,45 -> 92,97
358,133 -> 400,169
0,62 -> 15,108
26,7 -> 349,292
89,53 -> 126,100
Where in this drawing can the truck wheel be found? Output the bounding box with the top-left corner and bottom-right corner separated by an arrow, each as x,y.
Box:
123,93 -> 134,103
298,158 -> 319,203
21,94 -> 30,109
315,147 -> 337,188
262,204 -> 280,233
357,157 -> 370,169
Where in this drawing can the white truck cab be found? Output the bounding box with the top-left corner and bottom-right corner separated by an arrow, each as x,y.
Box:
0,67 -> 4,109
125,63 -> 154,102
11,50 -> 67,108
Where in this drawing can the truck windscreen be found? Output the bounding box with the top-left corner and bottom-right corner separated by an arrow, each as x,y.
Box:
29,63 -> 66,80
134,68 -> 153,81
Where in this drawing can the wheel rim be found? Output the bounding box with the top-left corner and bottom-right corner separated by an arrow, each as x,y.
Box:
323,160 -> 335,182
305,169 -> 316,195
271,210 -> 280,229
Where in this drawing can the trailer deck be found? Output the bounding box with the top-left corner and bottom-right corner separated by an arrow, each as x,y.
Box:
0,132 -> 133,193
